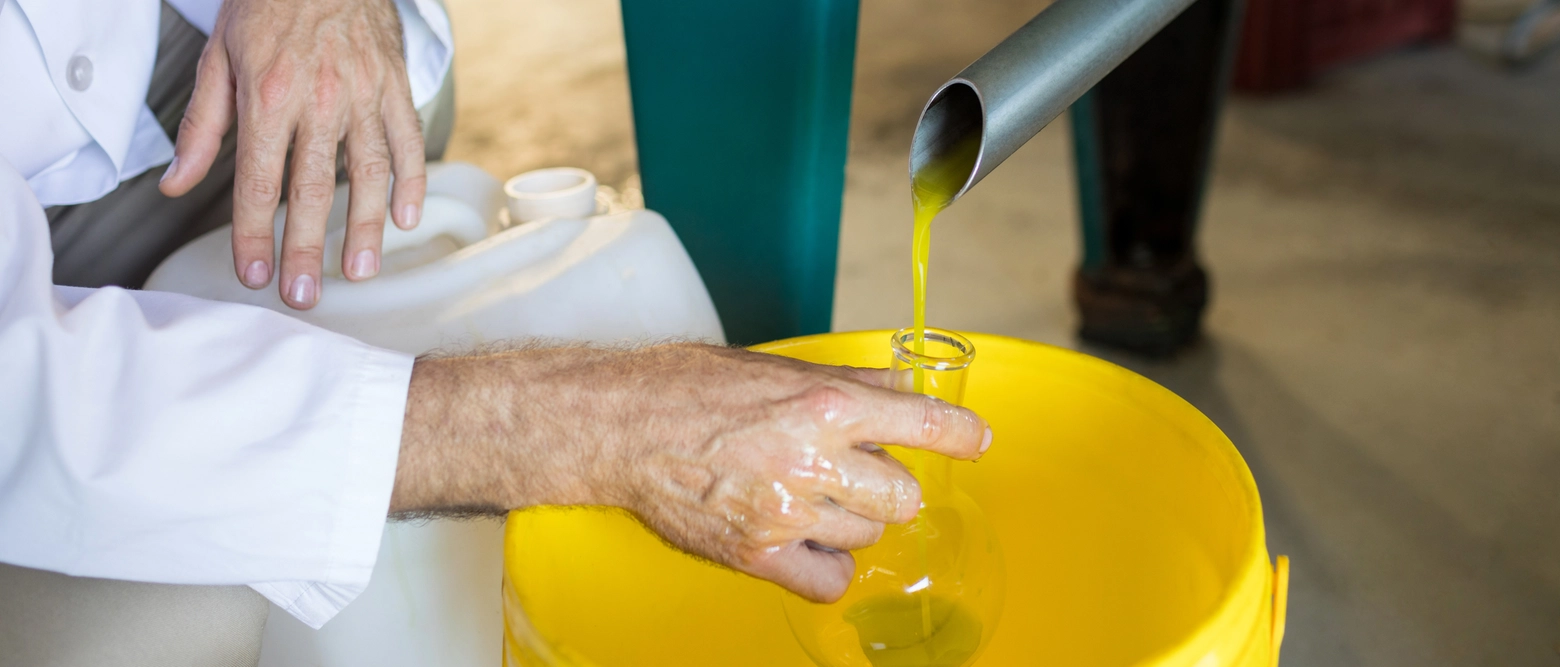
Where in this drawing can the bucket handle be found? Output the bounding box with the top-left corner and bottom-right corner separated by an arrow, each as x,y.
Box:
1271,555 -> 1290,666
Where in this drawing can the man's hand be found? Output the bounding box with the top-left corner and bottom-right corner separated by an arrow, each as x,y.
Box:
159,0 -> 426,309
392,344 -> 993,603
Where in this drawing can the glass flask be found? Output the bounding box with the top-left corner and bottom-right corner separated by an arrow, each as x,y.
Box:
783,328 -> 1005,667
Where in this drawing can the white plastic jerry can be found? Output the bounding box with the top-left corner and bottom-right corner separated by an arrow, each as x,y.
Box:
144,162 -> 725,667
147,162 -> 724,353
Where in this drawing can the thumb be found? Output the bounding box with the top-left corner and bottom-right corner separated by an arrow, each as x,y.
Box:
160,40 -> 235,197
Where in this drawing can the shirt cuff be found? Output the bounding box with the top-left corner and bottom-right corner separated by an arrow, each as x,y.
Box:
251,341 -> 413,629
398,0 -> 454,110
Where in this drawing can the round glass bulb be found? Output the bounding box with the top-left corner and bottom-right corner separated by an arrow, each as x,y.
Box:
782,329 -> 1005,667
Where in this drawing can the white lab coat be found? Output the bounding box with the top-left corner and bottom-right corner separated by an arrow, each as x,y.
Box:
0,0 -> 452,629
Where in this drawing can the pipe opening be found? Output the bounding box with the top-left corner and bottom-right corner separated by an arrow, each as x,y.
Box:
910,81 -> 983,204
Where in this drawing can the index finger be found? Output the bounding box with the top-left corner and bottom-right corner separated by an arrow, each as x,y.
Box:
161,39 -> 234,198
841,385 -> 991,461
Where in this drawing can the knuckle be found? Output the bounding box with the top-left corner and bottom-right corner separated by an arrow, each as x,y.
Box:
393,134 -> 426,161
753,489 -> 815,532
348,215 -> 385,236
786,449 -> 832,482
918,397 -> 947,444
798,385 -> 855,424
238,175 -> 281,204
284,241 -> 325,264
232,226 -> 273,244
354,114 -> 390,147
393,171 -> 426,197
290,181 -> 335,211
254,66 -> 294,113
176,114 -> 205,139
351,157 -> 391,184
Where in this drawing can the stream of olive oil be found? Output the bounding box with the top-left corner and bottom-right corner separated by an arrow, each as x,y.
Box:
847,135 -> 984,666
907,183 -> 941,643
909,134 -> 980,387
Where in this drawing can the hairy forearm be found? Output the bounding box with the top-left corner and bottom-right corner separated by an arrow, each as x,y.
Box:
389,345 -> 629,516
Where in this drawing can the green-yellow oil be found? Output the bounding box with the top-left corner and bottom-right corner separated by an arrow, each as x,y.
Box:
864,134 -> 983,665
844,594 -> 984,667
910,135 -> 980,387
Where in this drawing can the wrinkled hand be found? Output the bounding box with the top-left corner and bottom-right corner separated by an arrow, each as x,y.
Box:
395,344 -> 993,603
159,0 -> 425,309
602,346 -> 991,602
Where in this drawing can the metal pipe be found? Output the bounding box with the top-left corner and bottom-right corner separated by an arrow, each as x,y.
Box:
910,0 -> 1198,203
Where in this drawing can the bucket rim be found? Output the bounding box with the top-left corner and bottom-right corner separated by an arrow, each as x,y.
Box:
752,329 -> 1275,666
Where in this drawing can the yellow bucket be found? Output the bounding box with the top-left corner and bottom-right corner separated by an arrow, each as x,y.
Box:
503,331 -> 1289,666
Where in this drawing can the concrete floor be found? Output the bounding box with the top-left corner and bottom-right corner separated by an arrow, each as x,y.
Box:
444,0 -> 1560,664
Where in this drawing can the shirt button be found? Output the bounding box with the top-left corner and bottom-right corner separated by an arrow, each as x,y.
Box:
67,55 -> 93,91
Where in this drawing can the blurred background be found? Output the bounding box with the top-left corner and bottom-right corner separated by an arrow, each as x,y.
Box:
442,0 -> 1559,664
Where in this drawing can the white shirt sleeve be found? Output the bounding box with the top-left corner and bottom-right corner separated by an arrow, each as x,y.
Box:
0,158 -> 415,629
398,0 -> 455,110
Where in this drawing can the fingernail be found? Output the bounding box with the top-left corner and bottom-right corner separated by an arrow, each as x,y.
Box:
243,260 -> 270,288
288,274 -> 317,307
979,427 -> 993,454
399,203 -> 420,229
350,249 -> 378,279
160,156 -> 179,184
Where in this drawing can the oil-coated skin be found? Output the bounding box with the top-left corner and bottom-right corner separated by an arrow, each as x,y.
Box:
159,0 -> 425,309
393,343 -> 993,603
